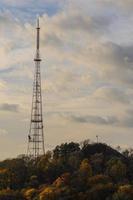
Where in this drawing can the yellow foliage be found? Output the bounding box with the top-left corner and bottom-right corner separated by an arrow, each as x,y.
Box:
40,187 -> 54,200
53,173 -> 70,187
54,177 -> 63,187
0,168 -> 8,174
79,159 -> 92,177
24,188 -> 37,200
118,185 -> 133,194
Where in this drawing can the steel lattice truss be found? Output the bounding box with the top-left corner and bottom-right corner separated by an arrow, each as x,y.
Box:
27,19 -> 45,158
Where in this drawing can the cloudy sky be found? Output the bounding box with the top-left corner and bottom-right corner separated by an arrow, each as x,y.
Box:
1,0 -> 133,159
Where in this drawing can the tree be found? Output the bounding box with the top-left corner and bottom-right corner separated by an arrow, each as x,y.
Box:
53,142 -> 80,159
79,159 -> 92,178
0,189 -> 25,200
39,187 -> 57,200
88,175 -> 111,186
67,151 -> 82,171
24,188 -> 38,200
88,183 -> 115,200
112,185 -> 133,200
106,158 -> 127,182
53,173 -> 71,188
1,158 -> 28,189
0,168 -> 10,189
28,176 -> 39,188
90,153 -> 104,174
73,159 -> 93,192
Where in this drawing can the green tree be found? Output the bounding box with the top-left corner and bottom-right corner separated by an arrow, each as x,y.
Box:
0,168 -> 10,189
88,183 -> 115,200
90,153 -> 104,174
29,175 -> 39,188
88,174 -> 111,186
53,142 -> 80,159
106,158 -> 127,182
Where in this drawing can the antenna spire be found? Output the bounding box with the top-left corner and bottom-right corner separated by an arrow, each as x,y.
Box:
37,17 -> 40,28
36,17 -> 40,52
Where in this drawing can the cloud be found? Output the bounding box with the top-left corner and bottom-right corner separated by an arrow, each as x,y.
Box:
93,87 -> 130,104
0,103 -> 20,112
101,0 -> 133,9
50,112 -> 118,126
0,80 -> 7,90
0,129 -> 8,136
39,11 -> 133,88
44,32 -> 64,48
2,0 -> 65,6
99,43 -> 133,86
120,110 -> 133,128
1,0 -> 133,158
70,41 -> 133,86
56,10 -> 114,34
1,0 -> 31,6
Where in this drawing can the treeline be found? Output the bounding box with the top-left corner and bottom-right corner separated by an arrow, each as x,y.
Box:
0,141 -> 133,199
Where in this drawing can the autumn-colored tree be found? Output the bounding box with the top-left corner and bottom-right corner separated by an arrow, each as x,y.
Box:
79,159 -> 92,178
24,188 -> 37,200
112,185 -> 133,200
74,159 -> 93,191
0,142 -> 132,200
53,172 -> 71,187
39,186 -> 57,200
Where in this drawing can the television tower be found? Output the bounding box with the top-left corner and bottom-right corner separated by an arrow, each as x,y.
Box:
27,18 -> 45,158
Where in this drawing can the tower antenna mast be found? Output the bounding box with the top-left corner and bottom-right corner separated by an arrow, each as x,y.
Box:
27,18 -> 45,158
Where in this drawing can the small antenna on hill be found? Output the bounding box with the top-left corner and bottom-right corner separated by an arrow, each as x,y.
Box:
96,135 -> 99,143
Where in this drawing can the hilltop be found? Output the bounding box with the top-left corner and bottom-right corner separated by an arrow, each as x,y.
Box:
0,141 -> 133,199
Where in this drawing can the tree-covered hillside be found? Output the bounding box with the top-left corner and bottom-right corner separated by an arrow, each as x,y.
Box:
0,141 -> 133,199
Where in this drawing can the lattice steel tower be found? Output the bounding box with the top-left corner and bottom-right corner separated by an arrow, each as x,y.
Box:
27,18 -> 45,158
